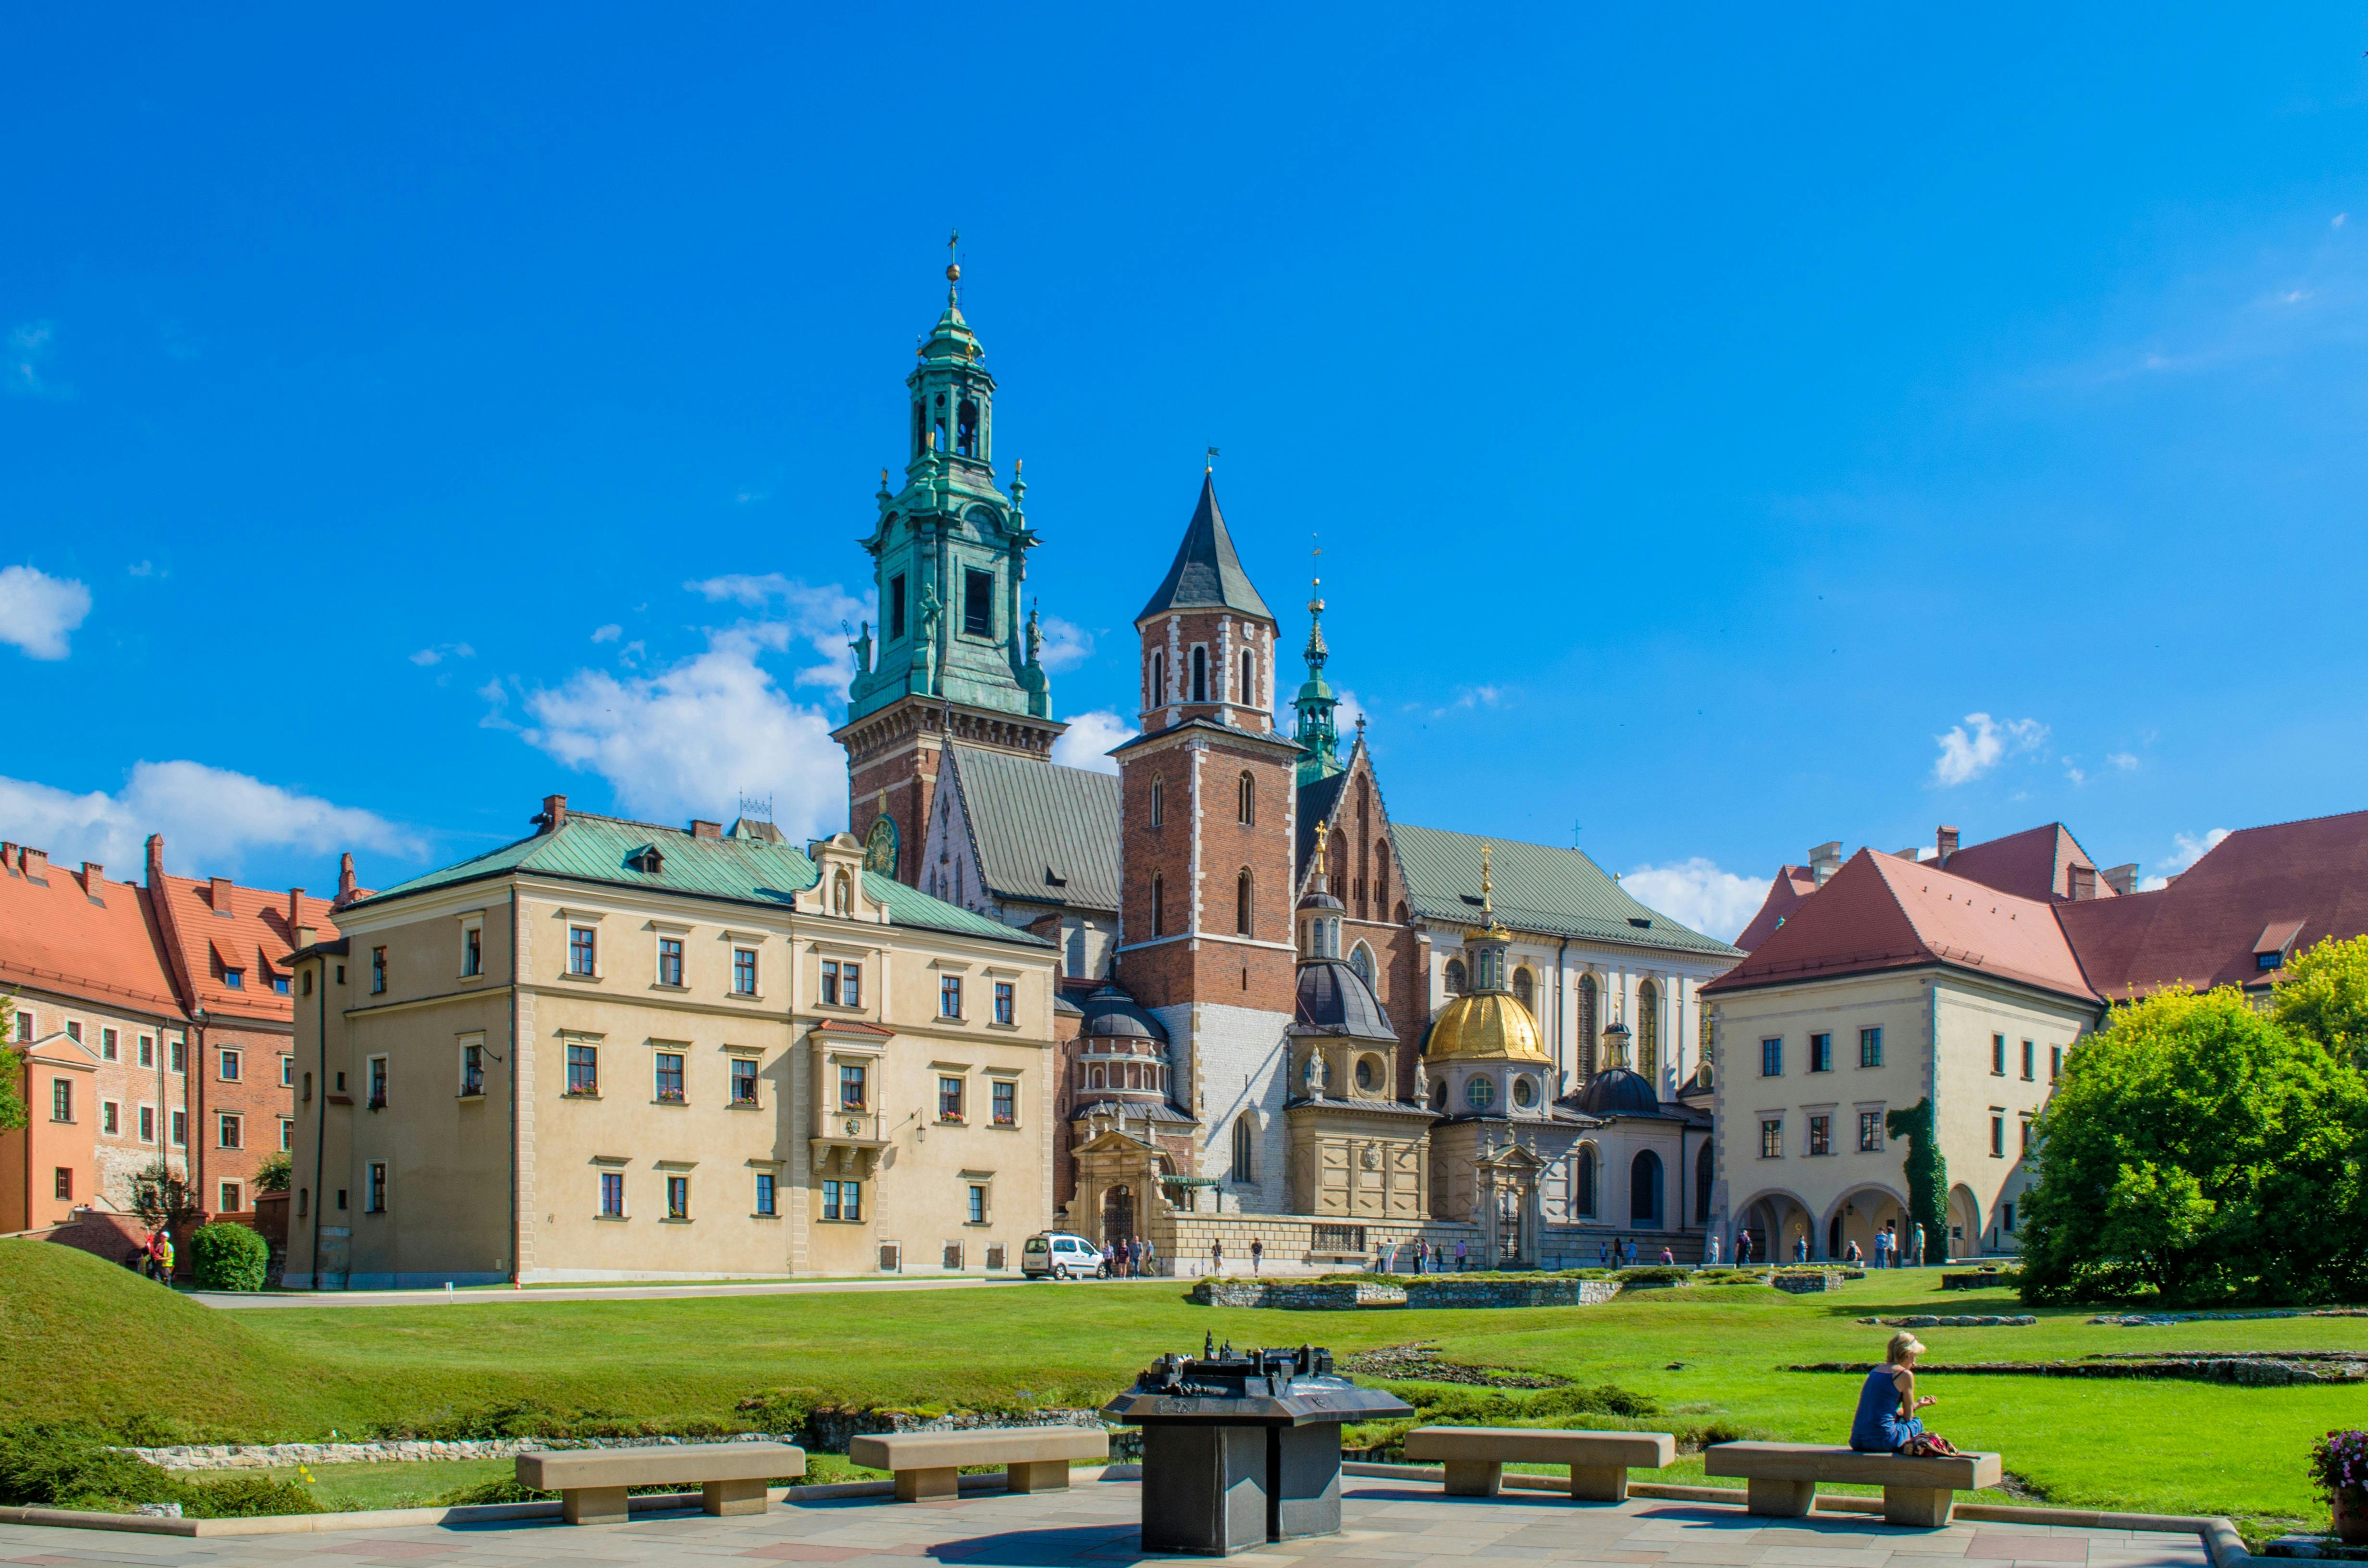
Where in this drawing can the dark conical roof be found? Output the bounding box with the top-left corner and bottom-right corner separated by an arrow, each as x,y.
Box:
1078,981 -> 1168,1045
1293,959 -> 1397,1043
1136,473 -> 1274,623
1569,1066 -> 1661,1118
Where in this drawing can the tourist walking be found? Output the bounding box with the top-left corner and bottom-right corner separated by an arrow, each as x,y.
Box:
1211,1238 -> 1224,1276
1873,1225 -> 1892,1269
1735,1229 -> 1751,1266
158,1231 -> 175,1284
1704,1233 -> 1720,1269
1623,1238 -> 1638,1268
1794,1230 -> 1809,1264
1910,1222 -> 1926,1268
1455,1238 -> 1468,1272
1141,1238 -> 1158,1276
1250,1237 -> 1263,1276
1599,1239 -> 1612,1267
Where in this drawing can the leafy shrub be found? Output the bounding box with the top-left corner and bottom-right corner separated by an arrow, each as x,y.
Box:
252,1152 -> 294,1194
437,1476 -> 555,1506
188,1223 -> 268,1292
181,1474 -> 319,1517
0,1423 -> 179,1511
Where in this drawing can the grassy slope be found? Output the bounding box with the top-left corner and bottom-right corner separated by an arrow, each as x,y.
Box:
3,1241 -> 2347,1526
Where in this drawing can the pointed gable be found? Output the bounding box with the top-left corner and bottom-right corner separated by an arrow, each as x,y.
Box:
1941,822 -> 2110,904
1135,473 -> 1273,622
1734,865 -> 1820,953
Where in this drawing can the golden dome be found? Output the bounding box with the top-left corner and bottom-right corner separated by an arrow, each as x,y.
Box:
1425,990 -> 1549,1063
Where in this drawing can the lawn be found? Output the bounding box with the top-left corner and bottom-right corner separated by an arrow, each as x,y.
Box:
2,1240 -> 2347,1533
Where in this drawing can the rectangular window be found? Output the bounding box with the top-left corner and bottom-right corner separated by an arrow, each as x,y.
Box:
101,1028 -> 118,1061
220,1181 -> 242,1213
1992,1034 -> 2006,1076
654,1052 -> 686,1102
272,974 -> 290,994
280,1055 -> 294,1088
54,1167 -> 72,1201
461,1042 -> 485,1097
940,975 -> 962,1018
139,1105 -> 155,1142
2021,1040 -> 2035,1080
102,1101 -> 120,1136
568,926 -> 596,976
993,981 -> 1014,1026
219,1113 -> 242,1150
733,947 -> 758,995
840,1063 -> 867,1109
566,1043 -> 599,1096
967,1184 -> 987,1225
1808,1115 -> 1831,1156
368,1056 -> 387,1109
139,1035 -> 154,1068
66,1020 -> 81,1042
172,1109 -> 188,1147
939,1075 -> 965,1121
12,1010 -> 29,1042
224,969 -> 245,990
1758,1118 -> 1782,1159
1809,1032 -> 1831,1073
600,1171 -> 625,1217
2020,1117 -> 2034,1151
842,1180 -> 861,1221
1858,1027 -> 1883,1067
366,1161 -> 387,1213
2003,1201 -> 2017,1233
221,1049 -> 242,1082
1759,1038 -> 1783,1077
888,573 -> 907,640
992,1079 -> 1016,1126
51,1079 -> 73,1122
843,963 -> 862,1007
1990,1115 -> 2006,1157
1858,1110 -> 1883,1152
370,947 -> 387,994
463,924 -> 483,977
821,960 -> 840,1005
335,1188 -> 347,1210
2050,1045 -> 2063,1080
170,1037 -> 185,1072
823,1178 -> 843,1221
963,567 -> 993,637
666,1175 -> 689,1220
755,1172 -> 777,1216
279,1117 -> 294,1151
657,937 -> 684,987
731,1056 -> 759,1105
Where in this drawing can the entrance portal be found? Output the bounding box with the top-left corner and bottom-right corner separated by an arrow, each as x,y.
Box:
1102,1184 -> 1135,1250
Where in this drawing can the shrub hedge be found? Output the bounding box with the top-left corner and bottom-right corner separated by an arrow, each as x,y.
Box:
188,1223 -> 269,1293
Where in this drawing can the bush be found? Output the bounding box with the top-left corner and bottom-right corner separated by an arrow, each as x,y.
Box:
181,1474 -> 319,1517
0,1423 -> 179,1511
188,1223 -> 269,1292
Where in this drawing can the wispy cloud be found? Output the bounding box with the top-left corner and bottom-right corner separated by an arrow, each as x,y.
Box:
127,560 -> 157,578
1050,710 -> 1138,776
683,573 -> 872,690
2138,827 -> 2231,891
5,321 -> 70,399
591,624 -> 622,644
0,760 -> 420,877
1932,712 -> 2048,786
0,565 -> 93,660
2108,752 -> 2140,771
409,642 -> 476,667
1622,857 -> 1765,943
1035,616 -> 1095,673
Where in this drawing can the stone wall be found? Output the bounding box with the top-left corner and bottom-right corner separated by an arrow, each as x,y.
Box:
1190,1276 -> 1624,1310
1401,1278 -> 1622,1310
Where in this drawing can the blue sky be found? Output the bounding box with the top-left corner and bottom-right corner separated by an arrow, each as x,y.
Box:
5,6 -> 2367,939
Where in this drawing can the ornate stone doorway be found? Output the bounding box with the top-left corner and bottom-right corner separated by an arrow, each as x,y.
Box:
1102,1184 -> 1135,1250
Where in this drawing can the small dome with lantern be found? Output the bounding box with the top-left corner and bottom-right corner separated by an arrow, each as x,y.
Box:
1424,844 -> 1549,1065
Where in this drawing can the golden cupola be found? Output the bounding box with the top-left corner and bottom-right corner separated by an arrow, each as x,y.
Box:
1424,844 -> 1548,1064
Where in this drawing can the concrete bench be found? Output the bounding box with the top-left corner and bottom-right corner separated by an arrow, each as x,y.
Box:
518,1441 -> 806,1525
1401,1427 -> 1677,1503
1704,1440 -> 2002,1527
849,1426 -> 1109,1503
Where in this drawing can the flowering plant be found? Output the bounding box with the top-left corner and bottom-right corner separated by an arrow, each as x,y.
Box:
2311,1430 -> 2368,1500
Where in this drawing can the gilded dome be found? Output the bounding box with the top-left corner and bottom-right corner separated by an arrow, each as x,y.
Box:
1424,990 -> 1549,1063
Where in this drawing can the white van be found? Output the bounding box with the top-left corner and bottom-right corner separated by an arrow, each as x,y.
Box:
1021,1232 -> 1108,1279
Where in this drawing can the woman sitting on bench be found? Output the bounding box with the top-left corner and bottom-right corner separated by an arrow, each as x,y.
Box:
1850,1332 -> 1957,1456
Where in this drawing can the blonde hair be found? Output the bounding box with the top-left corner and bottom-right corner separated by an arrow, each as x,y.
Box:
1887,1331 -> 1925,1365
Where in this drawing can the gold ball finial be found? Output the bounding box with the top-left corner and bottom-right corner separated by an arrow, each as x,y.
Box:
946,262 -> 961,283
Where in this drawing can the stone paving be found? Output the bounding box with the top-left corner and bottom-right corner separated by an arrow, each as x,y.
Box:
0,1476 -> 2212,1568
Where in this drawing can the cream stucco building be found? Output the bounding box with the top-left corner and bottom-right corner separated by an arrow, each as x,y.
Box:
284,796 -> 1059,1287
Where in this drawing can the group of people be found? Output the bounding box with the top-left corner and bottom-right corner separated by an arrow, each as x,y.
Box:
1763,1220 -> 1930,1268
128,1228 -> 175,1282
1106,1235 -> 1158,1276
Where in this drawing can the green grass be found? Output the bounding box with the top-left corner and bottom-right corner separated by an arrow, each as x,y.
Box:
4,1238 -> 2349,1534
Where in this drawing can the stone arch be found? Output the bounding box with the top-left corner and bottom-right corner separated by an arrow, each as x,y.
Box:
1729,1185 -> 1818,1267
1571,1141 -> 1600,1217
1629,1149 -> 1664,1226
1948,1183 -> 1984,1260
1693,1139 -> 1714,1223
1821,1182 -> 1912,1263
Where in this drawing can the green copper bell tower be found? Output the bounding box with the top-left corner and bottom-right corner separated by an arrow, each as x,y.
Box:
835,244 -> 1065,888
1293,563 -> 1344,785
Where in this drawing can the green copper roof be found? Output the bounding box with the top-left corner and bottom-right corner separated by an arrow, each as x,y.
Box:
353,811 -> 1044,947
1136,473 -> 1274,623
1392,824 -> 1741,959
947,746 -> 1123,913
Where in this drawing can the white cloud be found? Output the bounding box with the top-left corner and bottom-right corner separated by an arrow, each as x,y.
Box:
1621,858 -> 1766,943
1035,616 -> 1094,672
0,564 -> 93,660
682,573 -> 870,692
5,321 -> 68,399
2065,765 -> 2087,786
127,560 -> 155,578
1336,687 -> 1370,737
2139,827 -> 2231,890
1051,711 -> 1138,775
1931,712 -> 2049,786
591,624 -> 622,644
408,642 -> 475,667
0,760 -> 419,878
2108,752 -> 2140,771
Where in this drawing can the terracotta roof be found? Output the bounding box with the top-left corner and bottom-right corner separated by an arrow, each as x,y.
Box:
151,871 -> 340,1021
0,855 -> 185,1017
1705,848 -> 2095,1003
1940,822 -> 2112,904
1734,865 -> 1819,953
2056,810 -> 2368,999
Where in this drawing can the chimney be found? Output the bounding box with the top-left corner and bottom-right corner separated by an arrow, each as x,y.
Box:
82,862 -> 105,890
209,874 -> 234,914
1936,825 -> 1960,862
537,793 -> 569,832
22,847 -> 49,882
146,833 -> 166,886
1808,842 -> 1843,885
2068,864 -> 2097,901
288,888 -> 305,926
690,819 -> 721,839
336,853 -> 358,906
294,923 -> 318,950
2102,863 -> 2139,896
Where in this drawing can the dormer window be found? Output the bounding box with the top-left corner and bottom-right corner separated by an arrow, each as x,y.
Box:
2257,950 -> 2282,971
223,968 -> 245,990
626,845 -> 664,875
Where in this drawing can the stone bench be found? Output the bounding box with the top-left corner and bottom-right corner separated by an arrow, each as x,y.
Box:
848,1426 -> 1110,1503
1704,1440 -> 2002,1527
1401,1426 -> 1677,1503
518,1442 -> 806,1526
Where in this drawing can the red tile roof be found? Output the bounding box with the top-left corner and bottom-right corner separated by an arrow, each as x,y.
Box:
1734,865 -> 1820,953
1939,822 -> 2113,904
149,870 -> 340,1021
0,855 -> 185,1018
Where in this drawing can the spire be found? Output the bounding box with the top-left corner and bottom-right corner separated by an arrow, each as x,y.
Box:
1135,471 -> 1275,622
1293,534 -> 1343,784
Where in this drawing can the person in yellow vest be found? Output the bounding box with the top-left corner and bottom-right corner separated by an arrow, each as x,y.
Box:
158,1231 -> 176,1284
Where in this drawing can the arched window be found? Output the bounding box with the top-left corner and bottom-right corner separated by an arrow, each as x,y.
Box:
1443,957 -> 1467,995
1237,771 -> 1255,825
1694,1139 -> 1714,1222
1349,943 -> 1375,987
1574,1146 -> 1598,1217
1191,646 -> 1208,702
1151,874 -> 1166,938
1149,774 -> 1164,829
956,398 -> 979,457
1235,870 -> 1253,936
1638,980 -> 1661,1082
1231,1115 -> 1255,1182
1150,651 -> 1167,707
1395,900 -> 1408,924
1513,967 -> 1536,1017
1374,844 -> 1389,912
1578,975 -> 1600,1078
1089,1065 -> 1105,1089
1240,649 -> 1255,706
1630,1149 -> 1664,1224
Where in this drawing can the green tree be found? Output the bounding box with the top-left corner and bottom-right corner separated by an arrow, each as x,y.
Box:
0,994 -> 27,1135
1884,1098 -> 1947,1265
2018,985 -> 2368,1306
131,1163 -> 203,1238
253,1151 -> 293,1193
2275,934 -> 2368,1073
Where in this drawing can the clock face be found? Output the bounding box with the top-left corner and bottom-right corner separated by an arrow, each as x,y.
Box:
864,816 -> 899,877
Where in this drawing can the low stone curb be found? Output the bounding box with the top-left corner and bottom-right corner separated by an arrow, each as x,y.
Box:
1856,1314 -> 2038,1327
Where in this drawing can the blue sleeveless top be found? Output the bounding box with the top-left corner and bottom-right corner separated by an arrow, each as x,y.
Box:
1849,1366 -> 1921,1453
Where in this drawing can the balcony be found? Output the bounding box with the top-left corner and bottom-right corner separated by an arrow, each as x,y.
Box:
812,1105 -> 885,1178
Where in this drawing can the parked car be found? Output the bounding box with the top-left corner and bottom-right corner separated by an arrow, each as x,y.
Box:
1022,1232 -> 1109,1280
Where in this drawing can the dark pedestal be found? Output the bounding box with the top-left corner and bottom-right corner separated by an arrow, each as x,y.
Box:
1267,1421 -> 1343,1542
1141,1424 -> 1268,1557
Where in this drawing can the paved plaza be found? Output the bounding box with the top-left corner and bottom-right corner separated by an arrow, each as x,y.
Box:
0,1475 -> 2212,1568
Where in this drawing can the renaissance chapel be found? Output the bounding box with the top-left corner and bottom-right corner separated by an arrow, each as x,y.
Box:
831,264 -> 1744,1269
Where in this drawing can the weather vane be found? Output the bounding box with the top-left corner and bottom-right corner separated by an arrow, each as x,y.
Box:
1205,444 -> 1220,473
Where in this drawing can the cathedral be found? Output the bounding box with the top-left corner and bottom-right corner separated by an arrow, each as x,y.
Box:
832,261 -> 1744,1270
